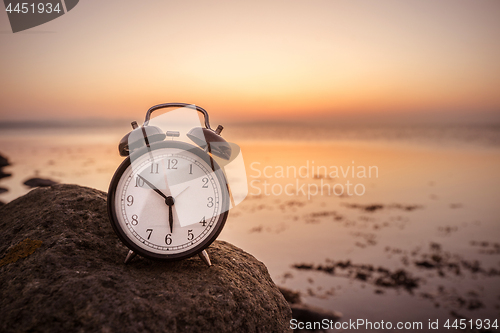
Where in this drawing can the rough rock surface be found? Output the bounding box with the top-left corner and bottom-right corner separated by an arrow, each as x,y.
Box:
0,184 -> 292,333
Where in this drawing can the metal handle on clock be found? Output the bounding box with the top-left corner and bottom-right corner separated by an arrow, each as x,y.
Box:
144,103 -> 212,130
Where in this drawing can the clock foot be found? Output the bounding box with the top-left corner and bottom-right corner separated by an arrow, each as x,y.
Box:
198,250 -> 212,267
124,250 -> 137,264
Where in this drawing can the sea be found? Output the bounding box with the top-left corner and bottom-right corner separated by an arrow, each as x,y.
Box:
1,120 -> 499,331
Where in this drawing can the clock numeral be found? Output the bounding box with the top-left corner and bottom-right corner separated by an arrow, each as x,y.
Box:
131,214 -> 139,226
146,228 -> 153,240
187,229 -> 194,241
200,216 -> 207,227
202,177 -> 209,188
135,177 -> 145,187
165,233 -> 172,245
150,163 -> 159,174
166,159 -> 178,169
207,197 -> 214,208
126,195 -> 134,206
189,164 -> 193,174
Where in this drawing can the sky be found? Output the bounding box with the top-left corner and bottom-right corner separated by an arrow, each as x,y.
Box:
0,0 -> 499,123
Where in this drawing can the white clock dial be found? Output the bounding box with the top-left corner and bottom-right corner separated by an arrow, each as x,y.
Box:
110,143 -> 228,257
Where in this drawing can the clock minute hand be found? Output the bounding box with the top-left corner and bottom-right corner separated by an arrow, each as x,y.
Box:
165,196 -> 174,233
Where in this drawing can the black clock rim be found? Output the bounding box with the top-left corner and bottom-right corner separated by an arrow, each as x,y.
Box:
107,140 -> 229,261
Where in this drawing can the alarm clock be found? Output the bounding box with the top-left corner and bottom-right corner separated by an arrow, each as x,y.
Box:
107,103 -> 234,266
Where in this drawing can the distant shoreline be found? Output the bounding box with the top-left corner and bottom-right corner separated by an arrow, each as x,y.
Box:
0,119 -> 132,130
1,121 -> 500,150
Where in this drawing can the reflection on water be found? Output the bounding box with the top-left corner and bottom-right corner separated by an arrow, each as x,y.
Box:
225,122 -> 500,149
1,122 -> 500,328
221,142 -> 500,328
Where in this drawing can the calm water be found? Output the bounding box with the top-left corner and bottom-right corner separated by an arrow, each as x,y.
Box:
225,122 -> 500,149
1,122 -> 500,331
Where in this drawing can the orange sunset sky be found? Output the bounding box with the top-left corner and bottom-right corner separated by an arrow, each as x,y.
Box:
0,0 -> 499,123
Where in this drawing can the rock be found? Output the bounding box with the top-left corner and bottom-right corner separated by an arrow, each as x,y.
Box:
279,286 -> 302,304
0,184 -> 292,333
290,303 -> 342,325
0,153 -> 11,179
23,177 -> 58,188
278,287 -> 341,332
0,153 -> 9,168
0,171 -> 11,179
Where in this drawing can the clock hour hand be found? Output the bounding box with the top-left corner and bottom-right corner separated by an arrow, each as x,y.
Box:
137,174 -> 168,200
137,175 -> 176,232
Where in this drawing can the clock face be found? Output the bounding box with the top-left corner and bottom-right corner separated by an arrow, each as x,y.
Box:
108,141 -> 229,260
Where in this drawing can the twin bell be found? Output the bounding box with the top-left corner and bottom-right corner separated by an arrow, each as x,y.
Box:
117,103 -> 232,161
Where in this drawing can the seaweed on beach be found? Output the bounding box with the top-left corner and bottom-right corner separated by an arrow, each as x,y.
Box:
342,203 -> 384,212
470,241 -> 500,255
411,242 -> 500,277
279,200 -> 306,211
450,311 -> 494,333
351,231 -> 377,247
437,225 -> 459,236
341,203 -> 423,212
291,240 -> 500,315
292,255 -> 495,315
304,210 -> 344,224
292,260 -> 420,293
